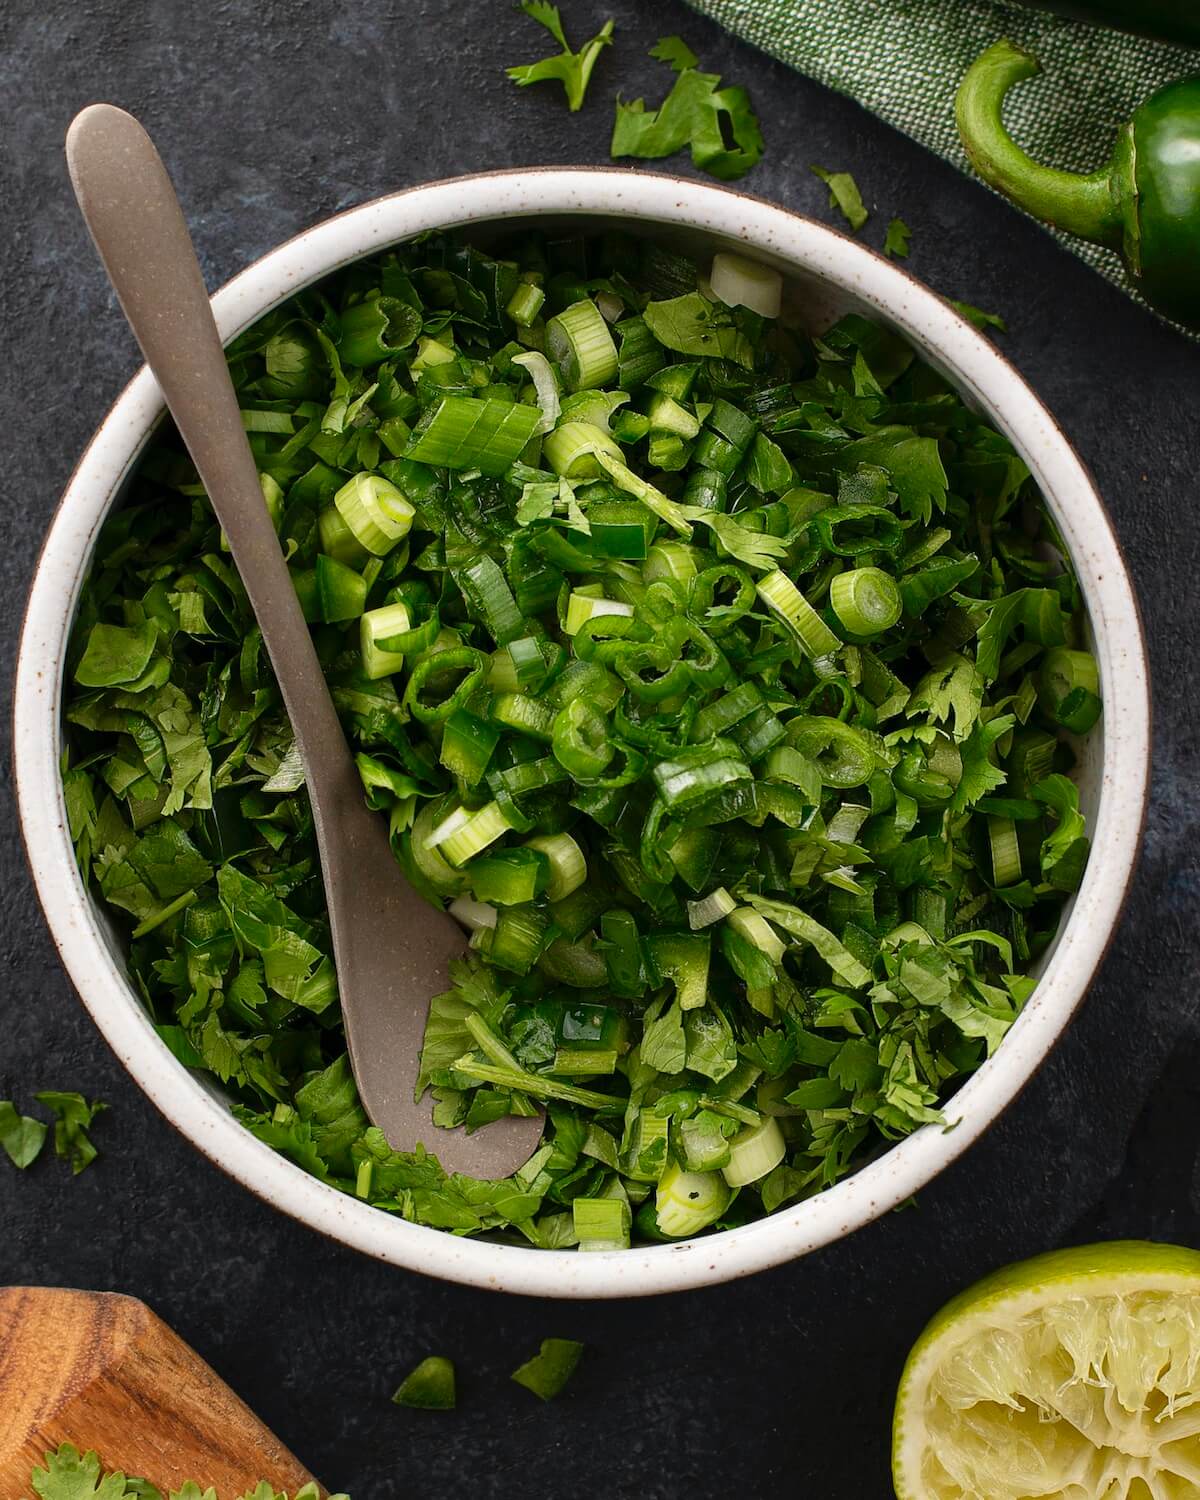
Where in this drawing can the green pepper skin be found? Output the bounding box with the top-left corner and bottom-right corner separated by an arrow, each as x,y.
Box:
1012,1 -> 1200,47
1130,80 -> 1200,327
957,41 -> 1200,329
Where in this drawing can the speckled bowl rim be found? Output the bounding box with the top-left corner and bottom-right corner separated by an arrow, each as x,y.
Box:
15,167 -> 1150,1298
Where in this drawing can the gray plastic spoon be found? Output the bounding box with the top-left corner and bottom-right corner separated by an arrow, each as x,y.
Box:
66,103 -> 542,1178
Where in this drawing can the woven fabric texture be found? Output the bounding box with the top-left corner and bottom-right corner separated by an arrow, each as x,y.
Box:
687,0 -> 1199,304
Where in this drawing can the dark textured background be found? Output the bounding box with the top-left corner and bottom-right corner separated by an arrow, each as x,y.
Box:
2,3 -> 1198,1497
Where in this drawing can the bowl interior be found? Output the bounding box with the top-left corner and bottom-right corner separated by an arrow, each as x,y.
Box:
21,174 -> 1144,1297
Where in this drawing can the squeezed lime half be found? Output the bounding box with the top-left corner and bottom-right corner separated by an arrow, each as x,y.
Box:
892,1241 -> 1200,1499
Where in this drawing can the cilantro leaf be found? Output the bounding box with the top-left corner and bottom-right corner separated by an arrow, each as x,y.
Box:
975,588 -> 1066,681
810,166 -> 869,231
26,1446 -> 347,1500
951,714 -> 1017,812
506,3 -> 614,113
34,1092 -> 106,1174
639,998 -> 687,1073
611,42 -> 763,181
29,1444 -> 129,1500
1033,774 -> 1090,892
74,621 -> 158,688
884,217 -> 911,258
650,35 -> 698,72
642,292 -> 753,366
511,1338 -> 584,1400
908,654 -> 984,739
951,299 -> 1007,334
685,508 -> 788,570
0,1100 -> 48,1168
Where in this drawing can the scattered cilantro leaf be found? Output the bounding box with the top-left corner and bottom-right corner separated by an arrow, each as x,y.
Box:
810,166 -> 869,231
506,3 -> 614,113
650,34 -> 698,72
34,1092 -> 106,1174
611,41 -> 763,181
951,299 -> 1008,333
884,217 -> 911,258
392,1355 -> 457,1410
0,1100 -> 48,1168
511,1338 -> 584,1400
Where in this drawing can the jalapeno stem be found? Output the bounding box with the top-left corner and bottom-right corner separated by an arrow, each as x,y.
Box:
955,39 -> 1124,248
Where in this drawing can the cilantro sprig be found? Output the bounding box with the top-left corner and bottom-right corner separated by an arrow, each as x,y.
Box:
25,1445 -> 346,1500
612,35 -> 764,181
506,2 -> 614,113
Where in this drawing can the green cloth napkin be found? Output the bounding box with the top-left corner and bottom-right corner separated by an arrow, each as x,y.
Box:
687,0 -> 1199,307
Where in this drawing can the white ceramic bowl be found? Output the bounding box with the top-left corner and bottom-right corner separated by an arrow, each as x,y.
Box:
15,169 -> 1150,1298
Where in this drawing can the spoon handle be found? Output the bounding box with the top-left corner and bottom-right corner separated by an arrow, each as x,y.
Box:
65,103 -> 347,805
66,104 -> 543,1176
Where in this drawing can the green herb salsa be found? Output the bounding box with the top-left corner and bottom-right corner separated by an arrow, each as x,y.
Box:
61,230 -> 1099,1247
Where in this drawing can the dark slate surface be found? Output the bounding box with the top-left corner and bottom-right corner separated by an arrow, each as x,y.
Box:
1,2 -> 1197,1496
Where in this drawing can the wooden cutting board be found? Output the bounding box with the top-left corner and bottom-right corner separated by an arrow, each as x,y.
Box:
0,1287 -> 322,1497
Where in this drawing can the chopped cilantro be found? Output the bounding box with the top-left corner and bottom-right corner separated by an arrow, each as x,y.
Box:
649,34 -> 698,73
26,1444 -> 345,1500
810,166 -> 869,231
951,299 -> 1008,333
0,1100 -> 48,1168
34,1092 -> 106,1174
884,217 -> 911,258
392,1355 -> 457,1410
511,1338 -> 584,1400
61,229 -> 1097,1250
611,37 -> 763,181
506,2 -> 613,113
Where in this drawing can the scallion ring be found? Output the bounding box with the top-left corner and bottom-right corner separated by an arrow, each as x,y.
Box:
829,567 -> 903,635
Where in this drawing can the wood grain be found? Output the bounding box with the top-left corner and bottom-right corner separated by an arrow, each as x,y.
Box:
0,1287 -> 321,1497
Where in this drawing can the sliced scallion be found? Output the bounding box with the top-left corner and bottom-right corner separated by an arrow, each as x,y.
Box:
722,1117 -> 786,1187
655,1160 -> 730,1236
709,251 -> 783,318
546,299 -> 619,391
830,566 -> 903,635
756,568 -> 842,658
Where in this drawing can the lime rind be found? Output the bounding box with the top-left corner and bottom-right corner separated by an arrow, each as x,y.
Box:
893,1241 -> 1200,1500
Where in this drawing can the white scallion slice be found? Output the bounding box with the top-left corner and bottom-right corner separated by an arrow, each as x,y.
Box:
359,600 -> 412,681
563,591 -> 634,637
334,473 -> 415,557
449,896 -> 498,932
511,350 -> 561,435
655,1161 -> 731,1237
710,251 -> 783,318
722,1117 -> 786,1188
725,906 -> 787,963
438,801 -> 515,868
687,888 -> 737,930
523,832 -> 587,902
